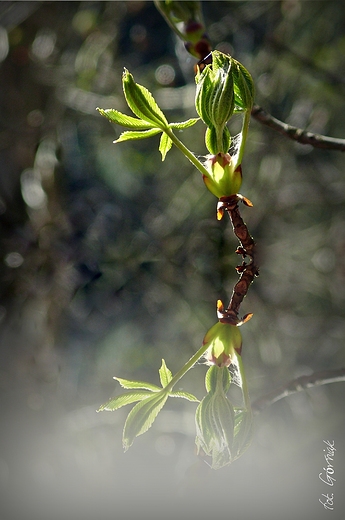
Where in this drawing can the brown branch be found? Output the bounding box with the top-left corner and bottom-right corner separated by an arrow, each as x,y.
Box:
251,367 -> 345,414
251,104 -> 345,152
216,194 -> 259,326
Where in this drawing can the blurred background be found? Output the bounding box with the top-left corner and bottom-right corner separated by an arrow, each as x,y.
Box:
0,1 -> 344,519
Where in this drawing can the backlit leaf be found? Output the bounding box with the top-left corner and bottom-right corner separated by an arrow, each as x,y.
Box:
114,128 -> 162,143
159,132 -> 173,161
169,118 -> 199,130
97,390 -> 153,412
114,377 -> 161,391
97,108 -> 155,129
170,390 -> 199,402
122,69 -> 168,128
123,391 -> 169,450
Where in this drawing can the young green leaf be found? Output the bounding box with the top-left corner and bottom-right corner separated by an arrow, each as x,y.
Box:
232,60 -> 255,113
195,366 -> 236,469
205,363 -> 231,393
97,108 -> 155,130
123,391 -> 169,450
97,390 -> 153,412
205,125 -> 231,155
231,409 -> 254,461
159,132 -> 173,161
114,377 -> 161,392
122,69 -> 168,129
114,128 -> 162,143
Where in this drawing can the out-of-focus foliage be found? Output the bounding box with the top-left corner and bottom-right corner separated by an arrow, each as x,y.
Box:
0,2 -> 345,518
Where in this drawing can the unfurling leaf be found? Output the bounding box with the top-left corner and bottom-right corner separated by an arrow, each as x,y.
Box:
231,59 -> 255,113
232,409 -> 254,460
195,366 -> 235,469
195,51 -> 235,154
122,69 -> 168,128
123,391 -> 169,450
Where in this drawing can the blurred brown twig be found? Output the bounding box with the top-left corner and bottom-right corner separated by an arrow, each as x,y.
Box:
251,105 -> 345,152
252,367 -> 345,414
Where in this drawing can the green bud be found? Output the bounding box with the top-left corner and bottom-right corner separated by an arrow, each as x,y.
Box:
154,1 -> 211,60
203,152 -> 242,198
195,366 -> 235,469
195,51 -> 235,153
203,320 -> 242,367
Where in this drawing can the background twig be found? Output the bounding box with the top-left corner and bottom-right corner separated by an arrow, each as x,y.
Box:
252,367 -> 345,414
251,105 -> 345,152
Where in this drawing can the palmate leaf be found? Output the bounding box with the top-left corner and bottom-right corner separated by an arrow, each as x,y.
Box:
123,391 -> 169,451
114,377 -> 161,392
114,128 -> 162,143
97,108 -> 155,130
122,69 -> 168,128
97,390 -> 153,412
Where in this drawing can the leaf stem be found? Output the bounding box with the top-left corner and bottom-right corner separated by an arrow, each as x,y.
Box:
165,127 -> 211,180
236,110 -> 251,165
165,340 -> 211,394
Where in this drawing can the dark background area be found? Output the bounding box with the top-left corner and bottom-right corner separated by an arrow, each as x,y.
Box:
0,2 -> 344,519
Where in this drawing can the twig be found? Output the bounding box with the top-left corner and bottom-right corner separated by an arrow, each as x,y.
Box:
251,105 -> 345,152
251,367 -> 345,414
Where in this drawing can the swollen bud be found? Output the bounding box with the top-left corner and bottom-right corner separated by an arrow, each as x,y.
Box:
203,321 -> 242,367
154,1 -> 211,60
203,152 -> 242,198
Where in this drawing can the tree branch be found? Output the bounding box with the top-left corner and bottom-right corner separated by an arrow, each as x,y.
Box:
251,367 -> 345,414
251,105 -> 345,152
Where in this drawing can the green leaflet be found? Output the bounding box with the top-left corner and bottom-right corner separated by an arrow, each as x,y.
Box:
123,391 -> 169,450
115,128 -> 162,143
232,409 -> 254,460
232,60 -> 255,113
97,390 -> 153,411
114,377 -> 161,391
159,359 -> 173,387
159,132 -> 173,161
97,108 -> 155,129
169,390 -> 199,402
169,118 -> 199,130
122,69 -> 168,129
